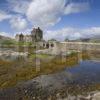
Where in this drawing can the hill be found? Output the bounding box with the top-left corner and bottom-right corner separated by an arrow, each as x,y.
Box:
0,35 -> 15,46
0,35 -> 11,40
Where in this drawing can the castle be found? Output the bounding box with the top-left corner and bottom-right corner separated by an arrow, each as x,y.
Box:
15,27 -> 43,42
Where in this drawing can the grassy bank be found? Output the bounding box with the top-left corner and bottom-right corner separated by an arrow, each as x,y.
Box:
0,39 -> 34,47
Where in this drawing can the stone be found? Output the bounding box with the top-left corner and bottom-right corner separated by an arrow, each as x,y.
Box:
15,27 -> 43,42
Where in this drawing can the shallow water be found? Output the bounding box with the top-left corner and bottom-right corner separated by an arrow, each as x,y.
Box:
0,47 -> 100,85
0,47 -> 100,99
66,61 -> 100,85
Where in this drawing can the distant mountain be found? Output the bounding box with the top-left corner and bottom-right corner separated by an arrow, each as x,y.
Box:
66,38 -> 90,42
0,35 -> 15,45
89,37 -> 100,43
65,36 -> 100,43
0,35 -> 11,40
87,35 -> 100,43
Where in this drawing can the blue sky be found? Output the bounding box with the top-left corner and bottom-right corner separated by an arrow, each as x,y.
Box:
0,0 -> 100,40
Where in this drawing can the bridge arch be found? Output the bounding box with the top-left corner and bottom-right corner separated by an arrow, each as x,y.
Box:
43,42 -> 55,49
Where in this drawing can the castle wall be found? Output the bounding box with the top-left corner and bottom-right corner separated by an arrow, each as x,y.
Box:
15,27 -> 43,43
15,35 -> 20,42
24,36 -> 32,42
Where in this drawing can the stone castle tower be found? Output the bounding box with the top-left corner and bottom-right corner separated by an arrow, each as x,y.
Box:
15,27 -> 43,42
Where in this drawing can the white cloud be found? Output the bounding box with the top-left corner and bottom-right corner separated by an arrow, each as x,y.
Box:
0,10 -> 11,22
26,0 -> 90,27
6,0 -> 90,28
10,16 -> 27,31
26,0 -> 66,27
7,0 -> 31,14
64,3 -> 90,14
44,27 -> 100,41
15,28 -> 32,35
0,31 -> 12,37
0,32 -> 7,36
44,27 -> 77,40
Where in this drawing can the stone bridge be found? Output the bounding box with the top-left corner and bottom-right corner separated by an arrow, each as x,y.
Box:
43,41 -> 100,51
42,41 -> 100,55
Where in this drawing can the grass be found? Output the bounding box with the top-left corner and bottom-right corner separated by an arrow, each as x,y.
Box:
0,39 -> 16,46
15,42 -> 33,46
0,40 -> 34,47
29,54 -> 51,59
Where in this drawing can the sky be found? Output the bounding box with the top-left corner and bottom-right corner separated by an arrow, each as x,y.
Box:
0,0 -> 100,40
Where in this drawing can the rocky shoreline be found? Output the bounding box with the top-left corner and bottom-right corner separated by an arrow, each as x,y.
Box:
0,50 -> 28,56
0,50 -> 28,61
0,73 -> 100,100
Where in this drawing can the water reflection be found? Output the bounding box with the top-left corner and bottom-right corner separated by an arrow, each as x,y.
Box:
0,47 -> 99,72
25,61 -> 100,89
0,47 -> 100,99
0,47 -> 100,71
66,61 -> 100,85
0,47 -> 30,61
